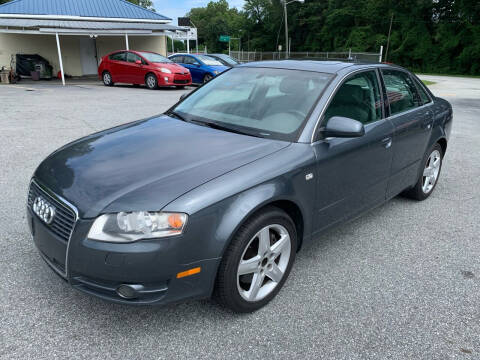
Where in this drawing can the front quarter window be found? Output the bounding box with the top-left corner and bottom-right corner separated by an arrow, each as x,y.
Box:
172,67 -> 332,141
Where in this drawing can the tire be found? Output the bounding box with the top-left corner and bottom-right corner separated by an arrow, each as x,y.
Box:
102,71 -> 114,86
215,206 -> 297,313
145,73 -> 158,90
203,74 -> 213,83
403,143 -> 443,200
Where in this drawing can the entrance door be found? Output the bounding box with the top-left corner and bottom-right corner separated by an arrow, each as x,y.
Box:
80,38 -> 98,75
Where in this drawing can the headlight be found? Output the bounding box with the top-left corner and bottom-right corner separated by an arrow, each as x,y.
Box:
213,71 -> 219,75
88,211 -> 188,243
160,68 -> 172,74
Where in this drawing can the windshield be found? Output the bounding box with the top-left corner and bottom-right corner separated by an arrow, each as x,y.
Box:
172,67 -> 332,141
196,55 -> 223,66
139,52 -> 172,63
214,54 -> 239,65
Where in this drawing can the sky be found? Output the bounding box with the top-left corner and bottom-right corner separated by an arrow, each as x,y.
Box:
153,0 -> 245,25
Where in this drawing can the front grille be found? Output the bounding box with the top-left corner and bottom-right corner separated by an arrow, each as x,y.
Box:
28,181 -> 76,242
174,79 -> 189,84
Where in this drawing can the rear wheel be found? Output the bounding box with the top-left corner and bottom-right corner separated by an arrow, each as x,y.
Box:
215,206 -> 297,313
403,143 -> 443,200
145,73 -> 158,90
102,71 -> 114,86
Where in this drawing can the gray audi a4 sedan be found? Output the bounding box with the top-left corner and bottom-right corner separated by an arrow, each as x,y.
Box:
27,60 -> 452,312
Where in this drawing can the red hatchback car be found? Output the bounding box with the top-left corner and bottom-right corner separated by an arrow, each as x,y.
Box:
98,50 -> 192,89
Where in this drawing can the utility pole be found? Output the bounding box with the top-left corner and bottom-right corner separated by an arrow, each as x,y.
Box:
385,13 -> 394,62
283,0 -> 288,59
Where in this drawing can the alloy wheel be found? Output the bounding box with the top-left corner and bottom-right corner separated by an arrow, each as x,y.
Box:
146,75 -> 156,89
422,149 -> 441,194
237,224 -> 291,302
204,74 -> 213,83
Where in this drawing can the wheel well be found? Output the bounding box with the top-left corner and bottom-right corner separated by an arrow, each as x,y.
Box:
437,138 -> 447,156
145,72 -> 156,81
267,200 -> 305,251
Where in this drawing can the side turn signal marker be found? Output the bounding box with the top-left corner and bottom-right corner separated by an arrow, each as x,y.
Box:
176,267 -> 201,279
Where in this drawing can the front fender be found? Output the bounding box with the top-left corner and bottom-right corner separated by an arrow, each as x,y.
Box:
162,143 -> 317,259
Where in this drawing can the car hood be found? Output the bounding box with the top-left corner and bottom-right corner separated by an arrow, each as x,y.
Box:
207,65 -> 229,73
152,63 -> 188,73
34,116 -> 289,218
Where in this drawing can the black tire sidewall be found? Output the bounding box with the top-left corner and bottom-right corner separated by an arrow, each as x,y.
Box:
216,207 -> 297,313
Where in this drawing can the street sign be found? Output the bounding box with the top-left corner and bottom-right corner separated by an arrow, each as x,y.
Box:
219,35 -> 231,42
172,28 -> 197,41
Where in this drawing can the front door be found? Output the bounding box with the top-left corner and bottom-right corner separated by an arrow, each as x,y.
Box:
125,52 -> 147,84
181,55 -> 203,83
311,69 -> 394,233
380,69 -> 434,198
79,37 -> 98,75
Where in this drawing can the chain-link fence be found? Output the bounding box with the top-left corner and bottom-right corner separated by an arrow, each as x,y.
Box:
230,51 -> 382,63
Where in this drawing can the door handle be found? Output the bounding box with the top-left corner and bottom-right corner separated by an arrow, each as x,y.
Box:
381,137 -> 392,149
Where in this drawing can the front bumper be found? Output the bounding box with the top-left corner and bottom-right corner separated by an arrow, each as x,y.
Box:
157,72 -> 192,87
27,205 -> 220,306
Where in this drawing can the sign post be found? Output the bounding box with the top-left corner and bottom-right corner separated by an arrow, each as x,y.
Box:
219,35 -> 231,56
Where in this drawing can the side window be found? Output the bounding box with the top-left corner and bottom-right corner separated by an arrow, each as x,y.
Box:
109,52 -> 126,61
126,52 -> 143,64
171,56 -> 183,64
183,56 -> 199,65
324,71 -> 382,125
413,78 -> 432,105
382,70 -> 422,115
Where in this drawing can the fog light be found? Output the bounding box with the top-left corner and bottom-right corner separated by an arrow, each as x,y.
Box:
116,284 -> 139,299
164,77 -> 169,82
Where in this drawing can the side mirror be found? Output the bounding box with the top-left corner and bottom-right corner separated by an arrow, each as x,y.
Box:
321,116 -> 365,138
179,93 -> 188,101
135,60 -> 142,65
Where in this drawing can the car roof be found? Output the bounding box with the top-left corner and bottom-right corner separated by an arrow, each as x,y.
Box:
239,60 -> 403,74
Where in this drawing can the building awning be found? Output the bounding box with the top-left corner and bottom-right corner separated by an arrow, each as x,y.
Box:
0,18 -> 185,33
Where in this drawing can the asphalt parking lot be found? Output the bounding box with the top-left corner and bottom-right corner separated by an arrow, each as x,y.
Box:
0,75 -> 479,359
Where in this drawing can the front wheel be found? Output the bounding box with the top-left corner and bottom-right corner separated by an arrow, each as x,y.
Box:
403,143 -> 443,200
145,73 -> 158,90
203,74 -> 213,83
215,206 -> 297,313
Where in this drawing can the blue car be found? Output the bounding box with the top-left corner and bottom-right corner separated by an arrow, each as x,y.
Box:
168,53 -> 229,84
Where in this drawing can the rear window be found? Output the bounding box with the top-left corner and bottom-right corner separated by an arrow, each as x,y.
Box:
109,52 -> 126,61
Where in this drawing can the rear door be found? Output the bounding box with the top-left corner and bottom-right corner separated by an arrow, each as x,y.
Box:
380,69 -> 434,198
108,52 -> 127,83
311,69 -> 394,233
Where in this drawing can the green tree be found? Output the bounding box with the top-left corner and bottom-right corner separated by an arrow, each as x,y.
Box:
187,0 -> 246,52
126,0 -> 155,11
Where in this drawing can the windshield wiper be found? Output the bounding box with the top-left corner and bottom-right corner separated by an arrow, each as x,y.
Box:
167,110 -> 187,122
201,121 -> 265,138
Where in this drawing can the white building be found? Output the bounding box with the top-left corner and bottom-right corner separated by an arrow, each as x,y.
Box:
0,0 -> 182,83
